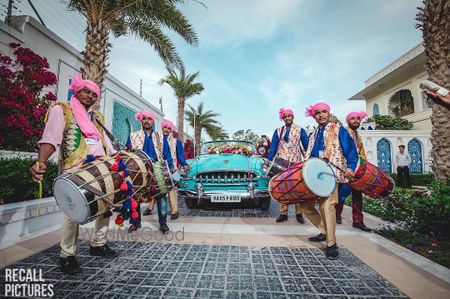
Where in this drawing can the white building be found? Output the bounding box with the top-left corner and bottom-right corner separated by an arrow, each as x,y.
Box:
1,16 -> 189,144
348,44 -> 432,173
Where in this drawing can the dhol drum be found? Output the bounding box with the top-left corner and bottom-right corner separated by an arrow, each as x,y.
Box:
145,161 -> 180,199
349,159 -> 394,198
53,150 -> 176,224
269,158 -> 337,204
264,157 -> 293,178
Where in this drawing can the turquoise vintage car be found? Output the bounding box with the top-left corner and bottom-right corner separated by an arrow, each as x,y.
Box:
179,140 -> 271,209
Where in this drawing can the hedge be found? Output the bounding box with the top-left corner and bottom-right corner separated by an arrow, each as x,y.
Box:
0,158 -> 57,204
389,173 -> 433,186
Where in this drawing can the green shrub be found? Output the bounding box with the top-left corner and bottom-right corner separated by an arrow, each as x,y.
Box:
408,181 -> 450,236
389,173 -> 433,186
0,158 -> 57,204
365,114 -> 413,130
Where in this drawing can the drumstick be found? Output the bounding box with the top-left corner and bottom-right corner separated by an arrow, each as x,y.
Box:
36,161 -> 43,217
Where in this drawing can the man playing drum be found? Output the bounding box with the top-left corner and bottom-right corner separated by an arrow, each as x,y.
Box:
265,108 -> 309,224
126,111 -> 170,234
30,74 -> 118,275
335,111 -> 372,232
303,102 -> 358,259
160,119 -> 190,220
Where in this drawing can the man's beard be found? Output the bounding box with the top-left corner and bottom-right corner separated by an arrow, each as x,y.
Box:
349,123 -> 360,130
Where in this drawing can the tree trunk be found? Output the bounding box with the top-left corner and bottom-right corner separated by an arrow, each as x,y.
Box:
195,126 -> 202,156
417,0 -> 450,183
177,97 -> 185,141
81,19 -> 111,110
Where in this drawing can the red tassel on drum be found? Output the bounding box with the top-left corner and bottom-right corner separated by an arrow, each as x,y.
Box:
115,155 -> 122,162
120,180 -> 128,191
115,214 -> 124,226
131,211 -> 139,219
110,163 -> 119,172
131,199 -> 138,209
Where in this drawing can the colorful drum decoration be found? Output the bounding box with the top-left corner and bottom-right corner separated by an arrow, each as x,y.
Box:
53,150 -> 175,224
349,160 -> 394,199
264,157 -> 293,178
269,158 -> 337,204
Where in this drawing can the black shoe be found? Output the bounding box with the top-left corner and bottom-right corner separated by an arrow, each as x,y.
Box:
160,223 -> 170,234
336,214 -> 342,224
170,212 -> 179,220
59,256 -> 81,275
325,244 -> 339,259
353,222 -> 373,232
90,243 -> 118,258
296,214 -> 305,224
143,208 -> 152,216
308,233 -> 326,242
276,214 -> 288,223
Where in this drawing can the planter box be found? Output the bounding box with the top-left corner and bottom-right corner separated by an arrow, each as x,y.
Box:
0,197 -> 64,249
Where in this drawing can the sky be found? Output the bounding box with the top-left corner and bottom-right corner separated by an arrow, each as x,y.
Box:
7,0 -> 423,138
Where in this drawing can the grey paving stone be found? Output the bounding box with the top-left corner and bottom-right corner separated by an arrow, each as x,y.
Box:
1,242 -> 407,299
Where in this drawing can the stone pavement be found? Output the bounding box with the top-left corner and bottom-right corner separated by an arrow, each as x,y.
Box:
1,199 -> 449,299
1,241 -> 406,299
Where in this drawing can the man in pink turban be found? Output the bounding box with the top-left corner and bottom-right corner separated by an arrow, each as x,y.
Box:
161,119 -> 190,220
126,111 -> 174,233
265,107 -> 309,224
301,102 -> 358,259
335,111 -> 372,232
30,73 -> 117,275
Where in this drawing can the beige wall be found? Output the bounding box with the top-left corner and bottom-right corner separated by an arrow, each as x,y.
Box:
365,71 -> 431,130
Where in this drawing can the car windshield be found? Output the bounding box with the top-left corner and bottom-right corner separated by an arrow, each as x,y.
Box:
200,141 -> 256,156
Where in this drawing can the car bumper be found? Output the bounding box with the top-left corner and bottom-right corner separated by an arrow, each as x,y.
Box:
179,189 -> 270,205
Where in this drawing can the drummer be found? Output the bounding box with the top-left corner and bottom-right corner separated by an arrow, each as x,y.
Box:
30,74 -> 118,275
126,111 -> 171,234
160,119 -> 190,220
302,102 -> 358,259
335,111 -> 372,232
265,107 -> 309,224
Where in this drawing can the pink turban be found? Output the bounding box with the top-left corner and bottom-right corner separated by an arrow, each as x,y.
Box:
279,107 -> 294,120
346,111 -> 368,123
161,119 -> 174,130
69,73 -> 100,97
135,110 -> 155,121
305,102 -> 330,117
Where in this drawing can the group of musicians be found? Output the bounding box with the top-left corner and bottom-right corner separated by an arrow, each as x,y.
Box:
30,74 -> 373,274
264,104 -> 373,259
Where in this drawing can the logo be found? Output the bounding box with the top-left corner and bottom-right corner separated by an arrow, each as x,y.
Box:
223,160 -> 229,164
64,193 -> 75,210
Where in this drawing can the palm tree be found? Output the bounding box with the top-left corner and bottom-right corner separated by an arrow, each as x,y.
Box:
159,67 -> 204,141
207,125 -> 229,141
416,0 -> 450,183
66,0 -> 198,91
185,102 -> 220,154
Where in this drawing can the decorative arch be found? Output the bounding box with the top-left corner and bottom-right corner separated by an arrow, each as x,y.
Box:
377,138 -> 392,173
408,138 -> 423,173
388,89 -> 415,117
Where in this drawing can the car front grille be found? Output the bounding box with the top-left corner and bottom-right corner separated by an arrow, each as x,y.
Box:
195,171 -> 258,184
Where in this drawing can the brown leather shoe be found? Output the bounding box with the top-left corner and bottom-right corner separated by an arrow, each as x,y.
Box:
353,222 -> 373,232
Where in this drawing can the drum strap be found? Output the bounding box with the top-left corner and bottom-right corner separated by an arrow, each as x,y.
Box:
94,115 -> 125,151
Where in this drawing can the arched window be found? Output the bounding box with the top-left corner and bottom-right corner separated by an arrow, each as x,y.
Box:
389,89 -> 415,117
377,138 -> 392,173
372,103 -> 380,116
408,138 -> 423,173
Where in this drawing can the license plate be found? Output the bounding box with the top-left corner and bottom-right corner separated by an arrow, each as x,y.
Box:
211,194 -> 241,203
